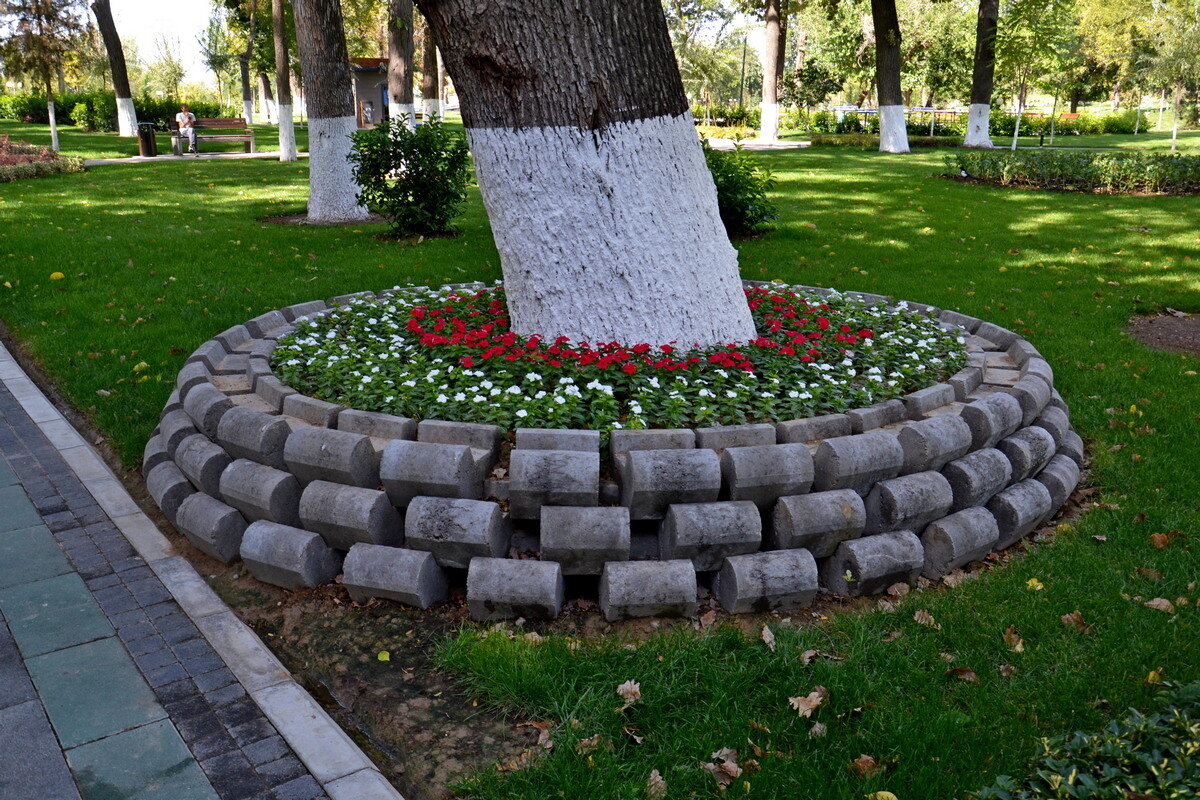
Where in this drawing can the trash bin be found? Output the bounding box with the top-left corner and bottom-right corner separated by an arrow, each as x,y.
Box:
136,122 -> 158,157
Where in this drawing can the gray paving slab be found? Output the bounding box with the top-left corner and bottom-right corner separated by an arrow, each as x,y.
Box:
0,613 -> 36,711
0,573 -> 114,657
66,718 -> 218,800
0,700 -> 82,800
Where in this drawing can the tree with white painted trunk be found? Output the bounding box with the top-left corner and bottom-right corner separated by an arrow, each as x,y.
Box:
964,0 -> 999,148
413,0 -> 755,347
293,0 -> 369,223
419,17 -> 439,120
387,0 -> 415,127
271,0 -> 296,161
759,0 -> 785,142
0,0 -> 85,152
89,0 -> 135,136
235,0 -> 257,124
870,0 -> 909,154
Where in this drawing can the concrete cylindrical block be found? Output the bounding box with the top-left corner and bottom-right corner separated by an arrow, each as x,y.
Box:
404,496 -> 509,569
159,409 -> 199,458
997,426 -> 1057,484
897,415 -> 972,475
284,426 -> 378,488
299,480 -> 402,551
146,461 -> 195,524
659,501 -> 762,571
771,490 -> 865,557
174,433 -> 232,497
380,439 -> 479,507
466,558 -> 563,621
143,433 -> 170,474
342,544 -> 448,608
515,428 -> 600,452
864,471 -> 954,534
540,506 -> 630,575
219,459 -> 302,526
599,560 -> 698,622
176,361 -> 212,400
619,449 -> 722,520
1009,377 -> 1053,427
720,443 -> 814,509
1058,429 -> 1085,468
819,531 -> 923,597
609,429 -> 695,460
812,431 -> 904,494
182,382 -> 234,440
175,493 -> 247,563
1033,406 -> 1071,447
942,448 -> 1012,512
508,449 -> 600,519
240,521 -> 342,590
903,383 -> 956,419
920,507 -> 1000,578
217,406 -> 291,469
1023,357 -> 1054,387
1034,454 -> 1080,525
714,549 -> 818,613
986,479 -> 1053,549
960,393 -> 1023,450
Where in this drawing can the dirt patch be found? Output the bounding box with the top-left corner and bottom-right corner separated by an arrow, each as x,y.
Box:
260,211 -> 387,226
1128,312 -> 1200,357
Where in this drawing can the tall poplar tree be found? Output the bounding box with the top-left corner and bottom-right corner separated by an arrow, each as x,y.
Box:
0,0 -> 85,151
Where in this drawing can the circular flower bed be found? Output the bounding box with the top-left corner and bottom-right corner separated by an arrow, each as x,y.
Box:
271,283 -> 967,433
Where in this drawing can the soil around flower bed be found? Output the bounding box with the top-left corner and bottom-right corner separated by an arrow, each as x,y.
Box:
1127,312 -> 1200,357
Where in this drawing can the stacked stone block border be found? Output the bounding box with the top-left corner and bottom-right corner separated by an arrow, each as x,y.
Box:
145,283 -> 1083,622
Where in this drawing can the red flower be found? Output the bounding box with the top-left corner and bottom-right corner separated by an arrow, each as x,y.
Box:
622,363 -> 637,375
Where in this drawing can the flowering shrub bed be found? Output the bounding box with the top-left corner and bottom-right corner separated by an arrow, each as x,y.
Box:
272,284 -> 966,434
950,149 -> 1200,195
0,136 -> 84,183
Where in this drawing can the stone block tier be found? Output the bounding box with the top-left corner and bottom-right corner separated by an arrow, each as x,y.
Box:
146,284 -> 1083,621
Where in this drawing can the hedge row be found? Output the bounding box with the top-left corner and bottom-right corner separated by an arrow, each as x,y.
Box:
0,91 -> 229,131
0,157 -> 85,183
948,149 -> 1200,194
811,133 -> 959,149
782,108 -> 1142,137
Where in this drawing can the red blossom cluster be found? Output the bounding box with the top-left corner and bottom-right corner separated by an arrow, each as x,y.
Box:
400,286 -> 873,375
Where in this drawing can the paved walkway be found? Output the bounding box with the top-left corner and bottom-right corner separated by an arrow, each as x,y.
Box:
83,151 -> 309,167
0,344 -> 399,800
705,137 -> 810,151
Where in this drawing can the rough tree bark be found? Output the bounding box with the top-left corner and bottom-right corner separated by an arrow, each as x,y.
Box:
760,0 -> 784,141
272,0 -> 297,161
870,0 -> 909,153
258,71 -> 275,122
90,0 -> 136,136
387,0 -> 415,126
964,0 -> 998,148
293,0 -> 370,222
413,0 -> 755,347
420,18 -> 439,119
239,0 -> 258,123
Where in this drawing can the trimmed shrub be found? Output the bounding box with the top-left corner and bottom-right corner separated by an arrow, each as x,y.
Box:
701,140 -> 778,236
0,136 -> 83,182
348,117 -> 472,237
811,134 -> 960,149
696,124 -> 756,141
949,149 -> 1200,194
690,103 -> 761,129
973,682 -> 1200,800
0,91 -> 221,130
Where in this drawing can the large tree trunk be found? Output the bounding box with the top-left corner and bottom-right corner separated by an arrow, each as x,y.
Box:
414,0 -> 755,347
47,91 -> 60,151
964,0 -> 999,148
273,0 -> 297,161
871,0 -> 908,153
420,19 -> 440,119
90,0 -> 136,136
759,0 -> 783,142
387,0 -> 415,127
240,0 -> 258,124
258,72 -> 276,122
293,0 -> 370,222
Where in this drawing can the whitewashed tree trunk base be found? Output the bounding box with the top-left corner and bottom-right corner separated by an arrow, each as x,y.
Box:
389,102 -> 416,128
878,105 -> 909,154
116,96 -> 137,137
758,102 -> 780,143
48,100 -> 60,152
468,112 -> 756,348
243,100 -> 255,125
963,103 -> 995,148
278,105 -> 297,161
422,99 -> 441,121
307,115 -> 370,223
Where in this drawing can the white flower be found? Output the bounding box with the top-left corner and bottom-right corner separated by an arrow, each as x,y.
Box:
515,409 -> 528,418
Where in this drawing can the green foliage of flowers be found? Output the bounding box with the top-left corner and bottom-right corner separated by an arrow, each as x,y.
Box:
973,682 -> 1200,800
271,283 -> 965,435
812,134 -> 961,149
950,149 -> 1200,194
701,141 -> 780,236
348,117 -> 472,237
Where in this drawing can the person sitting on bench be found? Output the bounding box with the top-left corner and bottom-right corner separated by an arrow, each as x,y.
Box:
175,105 -> 198,155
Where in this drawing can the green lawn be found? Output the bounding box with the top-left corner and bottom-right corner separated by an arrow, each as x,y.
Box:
0,119 -> 312,160
2,137 -> 1199,799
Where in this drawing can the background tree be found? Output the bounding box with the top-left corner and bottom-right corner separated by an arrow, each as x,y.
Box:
238,0 -> 258,122
663,0 -> 752,108
386,0 -> 414,126
964,0 -> 999,147
0,0 -> 86,151
871,0 -> 908,152
1145,0 -> 1200,150
419,16 -> 438,119
146,35 -> 184,97
996,0 -> 1074,149
199,7 -> 238,108
272,0 -> 296,160
293,0 -> 369,222
88,0 -> 135,134
760,0 -> 785,140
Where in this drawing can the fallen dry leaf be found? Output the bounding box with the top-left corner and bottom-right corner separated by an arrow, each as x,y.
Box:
703,748 -> 743,787
850,754 -> 885,779
1026,578 -> 1045,591
617,680 -> 642,703
575,734 -> 602,754
645,769 -> 667,800
622,725 -> 645,744
913,609 -> 941,629
808,721 -> 828,738
945,667 -> 979,683
886,582 -> 910,597
698,609 -> 717,629
748,720 -> 771,733
789,686 -> 828,718
1061,610 -> 1092,633
1137,567 -> 1164,580
799,648 -> 844,665
882,630 -> 903,642
1004,626 -> 1025,653
761,625 -> 776,652
1144,598 -> 1175,613
999,664 -> 1017,678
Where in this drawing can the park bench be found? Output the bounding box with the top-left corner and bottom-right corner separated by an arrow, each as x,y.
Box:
169,118 -> 256,156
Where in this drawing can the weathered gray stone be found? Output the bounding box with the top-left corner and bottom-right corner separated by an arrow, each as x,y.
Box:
694,423 -> 776,450
418,419 -> 503,462
987,479 -> 1053,549
212,353 -> 250,377
947,366 -> 984,402
254,376 -> 296,413
175,493 -> 247,563
244,357 -> 272,391
1034,454 -> 1080,524
337,409 -> 417,442
280,299 -> 328,321
515,428 -> 600,452
282,394 -> 344,428
609,428 -> 695,459
812,431 -> 904,495
997,426 -> 1057,483
1032,406 -> 1071,446
820,531 -> 923,596
960,392 -> 1023,449
540,506 -> 630,575
209,374 -> 252,396
328,291 -> 375,306
244,339 -> 277,358
776,414 -> 852,444
599,560 -> 698,621
1007,338 -> 1041,365
143,433 -> 170,474
299,481 -> 402,550
216,406 -> 290,470
162,388 -> 184,416
283,426 -> 378,488
847,399 -> 907,433
1058,429 -> 1085,468
618,449 -> 722,520
845,290 -> 890,305
240,521 -> 341,589
380,439 -> 480,507
1008,376 -> 1053,427
771,490 -> 865,557
404,496 -> 509,569
175,433 -> 233,496
183,383 -> 233,440
466,558 -> 563,621
942,447 -> 1012,512
1048,389 -> 1069,416
176,361 -> 212,400
508,449 -> 600,519
146,461 -> 195,524
903,384 -> 956,420
939,309 -> 981,332
659,501 -> 762,571
864,471 -> 954,534
1022,357 -> 1054,386
219,459 -> 301,526
714,550 -> 818,613
897,415 -> 972,475
342,544 -> 448,608
974,320 -> 1018,349
186,339 -> 228,372
920,507 -> 1000,578
159,409 -> 199,458
244,309 -> 288,338
720,443 -> 814,508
